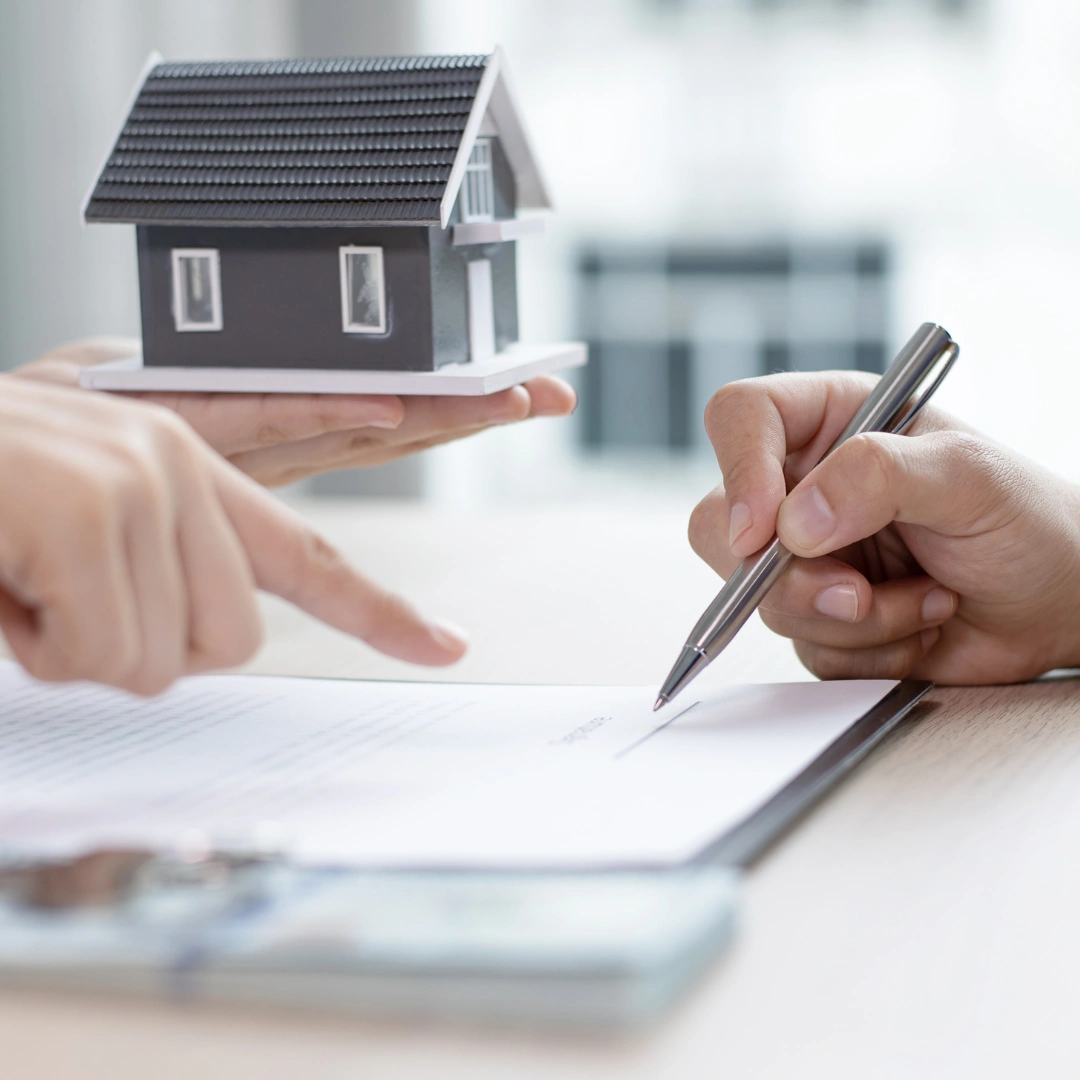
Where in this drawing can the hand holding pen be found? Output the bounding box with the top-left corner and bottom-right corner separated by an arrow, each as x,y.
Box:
664,324 -> 1080,696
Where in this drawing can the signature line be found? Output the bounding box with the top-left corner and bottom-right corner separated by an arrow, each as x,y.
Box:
614,702 -> 700,760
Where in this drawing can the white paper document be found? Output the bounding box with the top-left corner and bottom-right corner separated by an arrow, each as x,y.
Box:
0,661 -> 896,868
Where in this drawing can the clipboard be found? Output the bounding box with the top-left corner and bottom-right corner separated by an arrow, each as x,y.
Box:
698,679 -> 932,868
0,678 -> 931,1028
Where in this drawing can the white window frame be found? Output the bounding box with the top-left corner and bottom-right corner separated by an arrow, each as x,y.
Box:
460,138 -> 495,224
170,248 -> 223,332
339,246 -> 387,335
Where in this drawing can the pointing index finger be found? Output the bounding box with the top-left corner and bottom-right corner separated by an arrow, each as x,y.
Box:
209,457 -> 468,666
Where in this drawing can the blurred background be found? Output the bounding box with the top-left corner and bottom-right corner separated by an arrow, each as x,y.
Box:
2,0 -> 1078,507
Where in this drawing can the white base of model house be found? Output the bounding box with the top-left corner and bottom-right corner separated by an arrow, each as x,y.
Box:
78,342 -> 587,397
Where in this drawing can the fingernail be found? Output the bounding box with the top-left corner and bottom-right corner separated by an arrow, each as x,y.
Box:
921,588 -> 955,624
728,502 -> 753,552
815,584 -> 859,622
920,627 -> 941,652
531,392 -> 576,418
426,617 -> 470,652
370,414 -> 402,430
779,485 -> 836,551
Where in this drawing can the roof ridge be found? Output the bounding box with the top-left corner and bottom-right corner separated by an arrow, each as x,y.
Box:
148,55 -> 490,80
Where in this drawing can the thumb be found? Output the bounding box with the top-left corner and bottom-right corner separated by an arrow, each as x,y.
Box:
210,459 -> 468,666
776,429 -> 1014,557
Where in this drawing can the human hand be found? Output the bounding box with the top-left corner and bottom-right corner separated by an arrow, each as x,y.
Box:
0,376 -> 467,696
14,338 -> 576,487
688,371 -> 1080,684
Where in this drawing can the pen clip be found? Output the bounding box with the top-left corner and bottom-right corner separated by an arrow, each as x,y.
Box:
888,340 -> 960,436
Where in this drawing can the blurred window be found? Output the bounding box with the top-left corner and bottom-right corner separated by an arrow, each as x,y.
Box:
171,249 -> 222,333
339,247 -> 387,335
461,139 -> 495,223
651,0 -> 973,14
576,241 -> 891,452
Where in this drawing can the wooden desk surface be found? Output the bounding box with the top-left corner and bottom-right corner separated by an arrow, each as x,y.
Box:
2,501 -> 1079,1079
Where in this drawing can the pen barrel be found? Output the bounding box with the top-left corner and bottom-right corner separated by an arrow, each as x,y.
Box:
827,322 -> 957,450
687,537 -> 793,660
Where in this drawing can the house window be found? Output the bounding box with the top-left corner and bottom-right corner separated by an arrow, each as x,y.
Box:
171,249 -> 222,332
460,138 -> 495,223
339,246 -> 387,334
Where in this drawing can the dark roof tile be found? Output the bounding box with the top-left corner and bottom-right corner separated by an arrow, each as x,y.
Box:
117,115 -> 469,138
84,54 -> 489,226
95,181 -> 447,202
113,135 -> 463,152
110,150 -> 456,168
85,199 -> 443,225
100,167 -> 451,186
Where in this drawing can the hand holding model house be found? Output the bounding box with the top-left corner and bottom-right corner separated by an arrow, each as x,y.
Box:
15,338 -> 575,486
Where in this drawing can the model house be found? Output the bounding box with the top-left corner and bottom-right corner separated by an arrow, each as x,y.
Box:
80,49 -> 584,395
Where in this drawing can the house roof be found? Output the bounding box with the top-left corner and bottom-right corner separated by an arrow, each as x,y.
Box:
83,49 -> 552,229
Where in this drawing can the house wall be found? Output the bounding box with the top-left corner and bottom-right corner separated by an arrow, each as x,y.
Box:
428,224 -> 469,368
429,137 -> 520,367
137,224 -> 437,372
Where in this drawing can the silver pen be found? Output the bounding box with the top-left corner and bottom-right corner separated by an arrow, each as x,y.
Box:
655,322 -> 961,711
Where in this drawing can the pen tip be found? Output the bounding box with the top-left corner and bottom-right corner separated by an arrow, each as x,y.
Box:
653,696 -> 667,713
